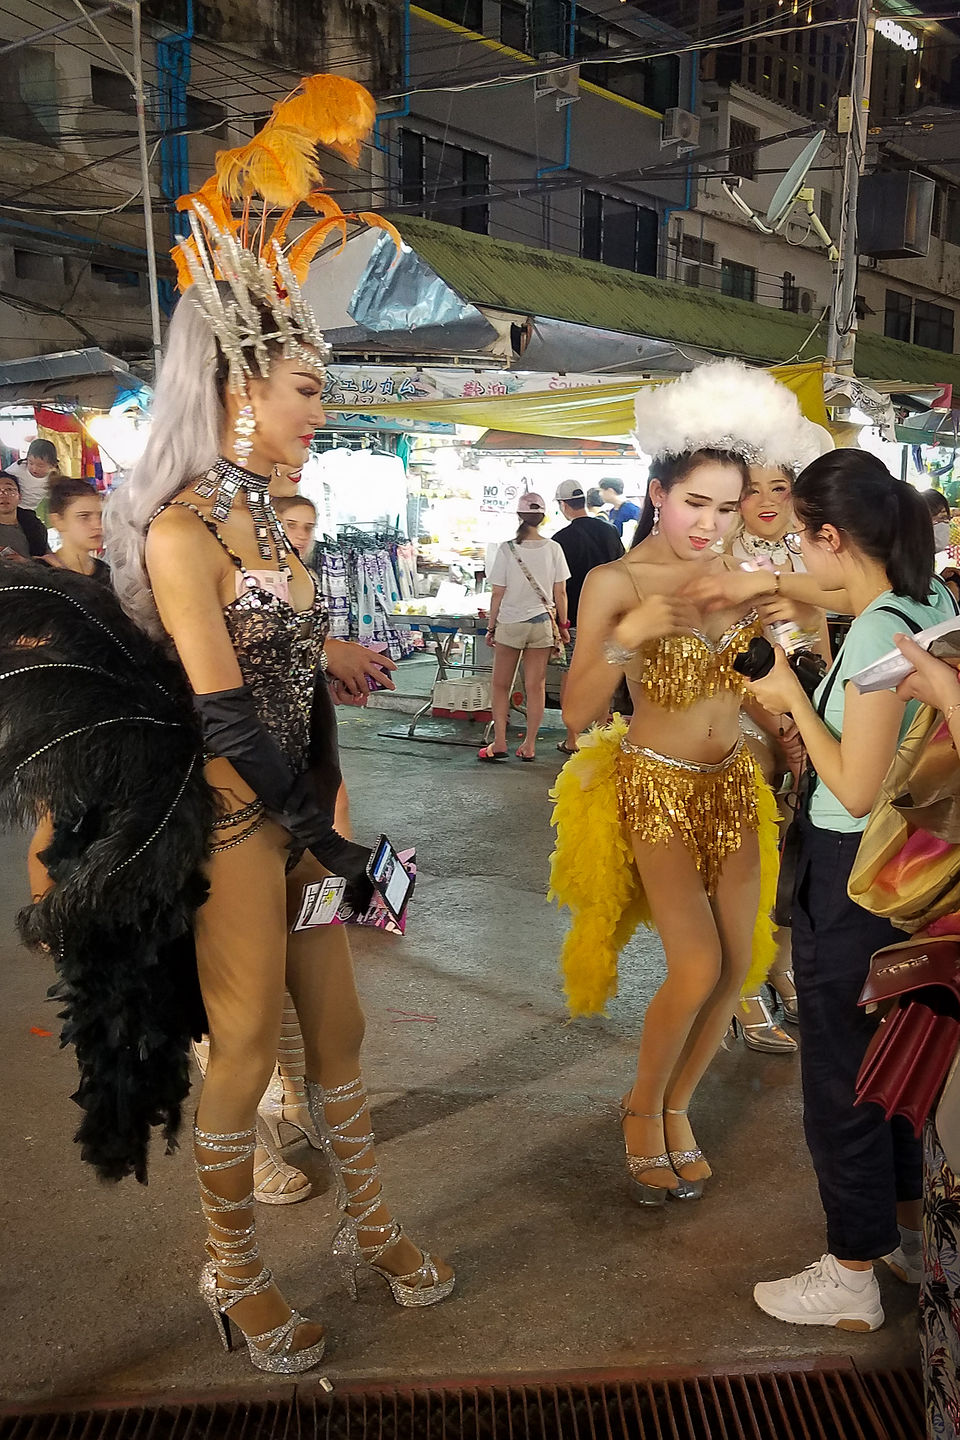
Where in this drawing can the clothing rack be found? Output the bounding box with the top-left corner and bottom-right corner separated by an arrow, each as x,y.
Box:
311,527 -> 418,659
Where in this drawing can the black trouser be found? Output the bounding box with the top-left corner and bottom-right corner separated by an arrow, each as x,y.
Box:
792,811 -> 921,1261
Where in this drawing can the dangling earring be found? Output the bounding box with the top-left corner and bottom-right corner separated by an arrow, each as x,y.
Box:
652,504 -> 660,536
233,403 -> 256,467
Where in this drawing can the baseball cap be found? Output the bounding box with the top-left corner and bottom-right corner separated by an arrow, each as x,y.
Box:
517,492 -> 546,515
555,479 -> 586,503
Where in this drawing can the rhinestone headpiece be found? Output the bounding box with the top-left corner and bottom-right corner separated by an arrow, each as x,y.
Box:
172,72 -> 400,394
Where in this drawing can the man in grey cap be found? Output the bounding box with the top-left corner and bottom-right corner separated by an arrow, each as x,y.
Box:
553,479 -> 623,753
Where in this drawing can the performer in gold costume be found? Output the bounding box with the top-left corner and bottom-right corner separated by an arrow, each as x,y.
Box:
550,361 -> 824,1206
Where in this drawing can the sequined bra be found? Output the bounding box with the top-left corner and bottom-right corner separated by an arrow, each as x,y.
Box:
154,502 -> 329,767
619,560 -> 763,712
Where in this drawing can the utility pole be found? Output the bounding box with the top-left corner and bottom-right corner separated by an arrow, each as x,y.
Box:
827,0 -> 875,372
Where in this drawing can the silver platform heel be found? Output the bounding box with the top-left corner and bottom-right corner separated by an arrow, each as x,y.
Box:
737,993 -> 798,1053
618,1100 -> 683,1206
306,1077 -> 455,1307
194,1123 -> 326,1374
663,1107 -> 708,1201
771,970 -> 799,1026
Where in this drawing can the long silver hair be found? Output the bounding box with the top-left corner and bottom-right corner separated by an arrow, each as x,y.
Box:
105,294 -> 223,638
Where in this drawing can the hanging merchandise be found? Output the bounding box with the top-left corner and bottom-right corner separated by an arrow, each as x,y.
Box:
34,407 -> 104,485
313,525 -> 419,659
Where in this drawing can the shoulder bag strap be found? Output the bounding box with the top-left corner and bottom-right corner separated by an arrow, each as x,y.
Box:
507,541 -> 554,613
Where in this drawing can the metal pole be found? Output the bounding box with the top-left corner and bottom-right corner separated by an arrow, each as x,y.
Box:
131,0 -> 163,376
827,0 -> 875,372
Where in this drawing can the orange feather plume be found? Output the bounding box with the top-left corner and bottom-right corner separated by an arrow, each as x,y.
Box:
215,125 -> 320,207
267,74 -> 376,166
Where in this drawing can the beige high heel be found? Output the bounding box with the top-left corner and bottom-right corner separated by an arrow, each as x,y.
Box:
192,1038 -> 311,1205
194,1124 -> 326,1374
257,998 -> 325,1151
306,1076 -> 455,1307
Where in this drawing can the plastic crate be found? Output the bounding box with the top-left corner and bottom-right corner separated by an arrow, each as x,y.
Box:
431,676 -> 492,718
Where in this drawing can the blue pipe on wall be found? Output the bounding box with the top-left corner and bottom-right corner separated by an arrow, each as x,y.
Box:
661,52 -> 698,255
536,0 -> 576,180
0,216 -> 149,256
156,0 -> 195,312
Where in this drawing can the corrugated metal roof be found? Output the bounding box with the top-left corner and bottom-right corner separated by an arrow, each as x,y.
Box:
391,217 -> 960,389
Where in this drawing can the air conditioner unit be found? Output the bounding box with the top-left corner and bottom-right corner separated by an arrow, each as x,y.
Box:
535,58 -> 581,108
662,108 -> 700,148
798,288 -> 816,315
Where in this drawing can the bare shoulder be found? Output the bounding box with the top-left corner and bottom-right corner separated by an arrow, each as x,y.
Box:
145,497 -> 224,587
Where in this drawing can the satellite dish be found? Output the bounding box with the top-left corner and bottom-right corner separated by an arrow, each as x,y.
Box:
766,131 -> 826,229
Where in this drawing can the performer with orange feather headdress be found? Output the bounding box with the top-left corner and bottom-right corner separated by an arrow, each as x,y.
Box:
0,76 -> 453,1379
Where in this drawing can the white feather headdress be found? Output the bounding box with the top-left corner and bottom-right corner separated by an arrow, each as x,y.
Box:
633,360 -> 829,473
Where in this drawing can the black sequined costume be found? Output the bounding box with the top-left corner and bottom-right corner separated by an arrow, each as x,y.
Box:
0,476 -> 344,1184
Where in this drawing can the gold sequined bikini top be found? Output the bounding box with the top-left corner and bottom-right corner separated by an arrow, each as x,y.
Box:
619,560 -> 763,711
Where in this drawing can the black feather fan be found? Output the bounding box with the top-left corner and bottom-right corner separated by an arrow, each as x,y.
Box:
0,562 -> 213,1183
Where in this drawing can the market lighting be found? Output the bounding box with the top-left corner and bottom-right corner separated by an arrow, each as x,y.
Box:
876,18 -> 919,52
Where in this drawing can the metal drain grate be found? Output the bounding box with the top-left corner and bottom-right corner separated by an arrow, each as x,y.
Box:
0,1368 -> 925,1440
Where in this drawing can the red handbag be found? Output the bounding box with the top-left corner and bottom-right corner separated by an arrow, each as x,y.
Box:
855,935 -> 960,1137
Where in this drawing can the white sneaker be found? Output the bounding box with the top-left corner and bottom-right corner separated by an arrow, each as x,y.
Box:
753,1254 -> 885,1332
881,1245 -> 922,1285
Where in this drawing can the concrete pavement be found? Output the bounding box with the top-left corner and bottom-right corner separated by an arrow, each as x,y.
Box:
0,707 -> 920,1403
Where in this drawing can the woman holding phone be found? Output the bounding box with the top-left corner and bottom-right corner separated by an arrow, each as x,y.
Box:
686,449 -> 958,1331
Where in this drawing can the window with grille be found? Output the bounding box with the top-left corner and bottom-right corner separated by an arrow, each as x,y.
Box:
573,12 -> 679,110
679,235 -> 716,288
398,130 -> 489,234
914,299 -> 954,353
581,190 -> 658,275
721,259 -> 757,302
884,289 -> 912,342
729,119 -> 759,181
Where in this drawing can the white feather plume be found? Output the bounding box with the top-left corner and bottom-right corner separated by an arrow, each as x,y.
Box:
633,360 -> 830,473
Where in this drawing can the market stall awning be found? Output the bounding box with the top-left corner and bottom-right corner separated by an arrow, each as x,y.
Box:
0,348 -> 149,408
324,218 -> 960,391
344,362 -> 830,440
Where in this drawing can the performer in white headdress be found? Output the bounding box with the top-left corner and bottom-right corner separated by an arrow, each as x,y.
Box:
550,360 -> 824,1207
1,74 -> 452,1378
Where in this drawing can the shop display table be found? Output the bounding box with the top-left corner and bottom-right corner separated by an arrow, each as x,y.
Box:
390,613 -> 493,741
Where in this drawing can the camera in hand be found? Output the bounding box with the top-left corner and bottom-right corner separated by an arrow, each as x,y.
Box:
733,637 -> 825,700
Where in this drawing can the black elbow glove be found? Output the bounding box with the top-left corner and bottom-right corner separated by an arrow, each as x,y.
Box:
193,686 -> 372,905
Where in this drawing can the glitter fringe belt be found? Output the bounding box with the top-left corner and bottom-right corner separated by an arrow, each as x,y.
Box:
616,736 -> 757,897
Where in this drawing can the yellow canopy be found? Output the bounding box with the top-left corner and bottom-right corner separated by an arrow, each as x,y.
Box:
340,362 -> 830,441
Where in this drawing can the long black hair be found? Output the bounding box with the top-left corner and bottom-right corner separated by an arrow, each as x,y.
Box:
632,448 -> 749,548
792,450 -> 934,604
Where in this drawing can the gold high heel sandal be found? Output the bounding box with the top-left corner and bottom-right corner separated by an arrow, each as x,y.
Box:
663,1107 -> 708,1201
257,998 -> 325,1151
306,1077 -> 455,1307
618,1100 -> 685,1206
194,1123 -> 326,1375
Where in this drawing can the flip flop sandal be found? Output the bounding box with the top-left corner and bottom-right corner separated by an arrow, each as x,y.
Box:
556,742 -> 578,755
477,745 -> 508,761
516,748 -> 536,762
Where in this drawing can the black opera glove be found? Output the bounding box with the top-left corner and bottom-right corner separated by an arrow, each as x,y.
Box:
193,686 -> 373,905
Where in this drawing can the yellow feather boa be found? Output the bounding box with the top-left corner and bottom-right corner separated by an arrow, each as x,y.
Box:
548,718 -> 780,1018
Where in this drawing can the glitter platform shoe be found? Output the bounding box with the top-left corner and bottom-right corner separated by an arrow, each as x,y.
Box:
306,1076 -> 455,1307
194,1123 -> 327,1374
663,1107 -> 707,1201
618,1100 -> 696,1205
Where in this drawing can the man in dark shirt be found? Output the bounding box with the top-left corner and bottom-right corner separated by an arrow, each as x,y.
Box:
553,479 -> 623,753
0,471 -> 50,561
599,476 -> 641,541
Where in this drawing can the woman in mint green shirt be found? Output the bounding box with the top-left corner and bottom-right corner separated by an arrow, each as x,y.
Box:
686,449 -> 958,1333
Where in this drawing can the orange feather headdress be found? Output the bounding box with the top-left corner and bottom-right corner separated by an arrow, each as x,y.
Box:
173,73 -> 400,392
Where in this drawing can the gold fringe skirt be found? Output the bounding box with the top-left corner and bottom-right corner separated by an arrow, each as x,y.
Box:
617,736 -> 757,897
549,718 -> 780,1018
